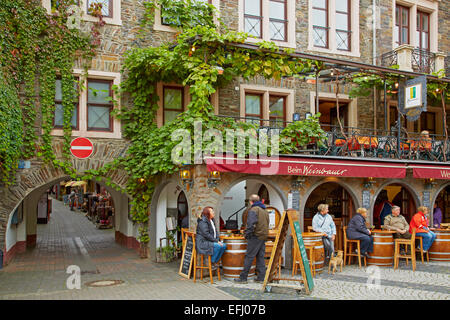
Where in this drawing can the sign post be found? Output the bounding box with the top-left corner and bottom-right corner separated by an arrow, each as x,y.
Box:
70,137 -> 94,159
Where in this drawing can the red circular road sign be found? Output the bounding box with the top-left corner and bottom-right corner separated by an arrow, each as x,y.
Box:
70,137 -> 94,159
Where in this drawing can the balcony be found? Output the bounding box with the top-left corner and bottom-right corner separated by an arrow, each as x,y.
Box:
379,45 -> 446,75
217,115 -> 450,163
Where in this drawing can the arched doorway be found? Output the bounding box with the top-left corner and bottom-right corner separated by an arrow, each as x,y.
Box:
374,184 -> 417,228
433,184 -> 450,227
176,191 -> 188,243
304,182 -> 356,251
220,179 -> 284,230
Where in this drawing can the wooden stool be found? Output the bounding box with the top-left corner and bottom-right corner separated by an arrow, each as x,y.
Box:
307,226 -> 314,232
415,236 -> 429,264
394,228 -> 417,271
343,226 -> 367,268
292,245 -> 315,277
193,250 -> 221,284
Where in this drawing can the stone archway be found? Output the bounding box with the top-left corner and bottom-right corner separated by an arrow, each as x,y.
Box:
0,138 -> 131,261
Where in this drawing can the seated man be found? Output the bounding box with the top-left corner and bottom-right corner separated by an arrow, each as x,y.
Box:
382,206 -> 411,239
312,203 -> 336,263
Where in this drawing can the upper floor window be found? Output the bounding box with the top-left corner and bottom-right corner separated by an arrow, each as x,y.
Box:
240,0 -> 295,48
312,0 -> 328,48
163,86 -> 184,125
395,4 -> 410,46
335,0 -> 350,51
87,0 -> 112,18
268,95 -> 286,128
245,93 -> 263,125
416,11 -> 430,51
54,78 -> 79,129
309,0 -> 359,56
87,79 -> 114,131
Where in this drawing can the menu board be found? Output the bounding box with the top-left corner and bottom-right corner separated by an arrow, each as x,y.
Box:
292,220 -> 314,292
179,232 -> 194,279
422,191 -> 431,209
362,190 -> 371,209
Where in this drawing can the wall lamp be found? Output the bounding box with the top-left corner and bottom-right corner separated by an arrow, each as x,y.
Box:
424,178 -> 437,190
207,171 -> 221,188
179,167 -> 193,188
363,177 -> 376,189
291,176 -> 306,189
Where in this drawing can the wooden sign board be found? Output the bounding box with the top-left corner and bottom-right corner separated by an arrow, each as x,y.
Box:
262,209 -> 314,295
179,231 -> 195,279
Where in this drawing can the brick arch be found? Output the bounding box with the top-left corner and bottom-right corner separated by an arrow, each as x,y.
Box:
0,138 -> 131,255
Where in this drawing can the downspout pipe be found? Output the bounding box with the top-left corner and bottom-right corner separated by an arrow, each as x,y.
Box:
373,0 -> 377,134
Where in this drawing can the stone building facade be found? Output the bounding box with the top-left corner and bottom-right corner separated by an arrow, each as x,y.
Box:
1,0 -> 448,265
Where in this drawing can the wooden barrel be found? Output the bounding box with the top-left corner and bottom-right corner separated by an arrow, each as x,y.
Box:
367,231 -> 394,267
221,237 -> 256,280
302,233 -> 324,273
429,229 -> 450,261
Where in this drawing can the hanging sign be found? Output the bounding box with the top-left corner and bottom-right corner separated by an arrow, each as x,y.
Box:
398,75 -> 427,121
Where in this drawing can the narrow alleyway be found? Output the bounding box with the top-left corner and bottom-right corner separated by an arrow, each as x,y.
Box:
0,199 -> 235,300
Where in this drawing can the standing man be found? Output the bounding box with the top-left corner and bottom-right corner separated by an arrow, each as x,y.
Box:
312,204 -> 336,263
234,194 -> 269,284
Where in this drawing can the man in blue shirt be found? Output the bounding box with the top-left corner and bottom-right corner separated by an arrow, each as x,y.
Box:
312,204 -> 337,263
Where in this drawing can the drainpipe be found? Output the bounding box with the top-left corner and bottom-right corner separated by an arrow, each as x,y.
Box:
373,0 -> 377,134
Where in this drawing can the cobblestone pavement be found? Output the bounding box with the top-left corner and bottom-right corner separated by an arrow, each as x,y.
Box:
0,199 -> 448,300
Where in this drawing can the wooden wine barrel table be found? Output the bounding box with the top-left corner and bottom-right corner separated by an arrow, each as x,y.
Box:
302,232 -> 325,273
220,236 -> 256,280
429,228 -> 450,261
367,230 -> 396,267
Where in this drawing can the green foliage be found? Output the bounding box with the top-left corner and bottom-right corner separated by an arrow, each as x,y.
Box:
279,114 -> 327,154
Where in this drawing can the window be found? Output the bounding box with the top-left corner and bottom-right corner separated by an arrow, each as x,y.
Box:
163,87 -> 184,125
416,11 -> 430,51
240,0 -> 295,47
240,85 -> 294,127
335,0 -> 350,51
54,78 -> 79,129
309,0 -> 359,56
87,0 -> 112,18
245,93 -> 263,125
312,0 -> 328,48
159,0 -> 216,30
269,0 -> 287,41
395,4 -> 409,46
268,95 -> 286,128
244,0 -> 262,38
87,79 -> 113,131
419,111 -> 436,134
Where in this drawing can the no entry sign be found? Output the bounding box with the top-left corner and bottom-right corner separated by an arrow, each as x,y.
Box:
70,137 -> 94,159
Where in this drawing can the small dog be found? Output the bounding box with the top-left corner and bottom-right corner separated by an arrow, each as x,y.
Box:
328,250 -> 344,274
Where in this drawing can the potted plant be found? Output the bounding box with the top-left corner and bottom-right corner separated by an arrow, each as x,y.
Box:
156,229 -> 178,263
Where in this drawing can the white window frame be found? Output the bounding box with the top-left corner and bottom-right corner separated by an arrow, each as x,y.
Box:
392,0 -> 438,53
50,69 -> 122,139
42,0 -> 122,26
238,0 -> 296,49
307,0 -> 360,57
240,84 -> 294,125
154,0 -> 220,33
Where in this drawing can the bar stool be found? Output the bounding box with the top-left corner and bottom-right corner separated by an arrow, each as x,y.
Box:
415,235 -> 429,264
394,228 -> 417,271
292,245 -> 315,277
307,226 -> 314,232
192,237 -> 221,284
343,226 -> 367,268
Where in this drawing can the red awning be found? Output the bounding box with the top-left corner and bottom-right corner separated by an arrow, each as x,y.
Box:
205,155 -> 407,178
410,164 -> 450,180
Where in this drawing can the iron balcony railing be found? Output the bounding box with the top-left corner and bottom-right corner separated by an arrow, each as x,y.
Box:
216,115 -> 450,163
379,48 -> 438,74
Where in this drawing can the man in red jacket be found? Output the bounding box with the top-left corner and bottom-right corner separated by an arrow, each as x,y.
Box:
409,206 -> 436,252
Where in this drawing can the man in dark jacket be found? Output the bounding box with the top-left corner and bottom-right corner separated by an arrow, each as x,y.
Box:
347,207 -> 374,257
234,194 -> 269,284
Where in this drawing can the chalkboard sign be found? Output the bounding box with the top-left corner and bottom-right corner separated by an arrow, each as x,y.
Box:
291,190 -> 300,211
292,219 -> 314,292
362,190 -> 371,209
423,191 -> 431,209
262,210 -> 314,295
179,232 -> 195,279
